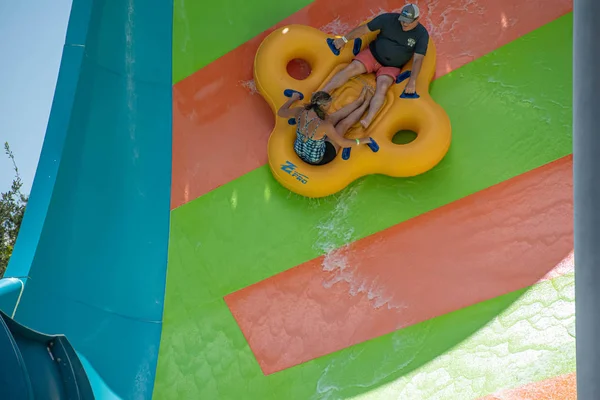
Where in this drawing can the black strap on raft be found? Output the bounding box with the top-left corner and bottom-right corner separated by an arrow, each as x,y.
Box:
326,37 -> 363,56
283,89 -> 305,125
342,138 -> 379,160
396,70 -> 420,98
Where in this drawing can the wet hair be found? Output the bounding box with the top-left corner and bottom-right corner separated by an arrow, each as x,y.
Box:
304,91 -> 332,120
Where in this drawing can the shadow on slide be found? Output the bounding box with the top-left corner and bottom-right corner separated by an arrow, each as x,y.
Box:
301,288 -> 529,399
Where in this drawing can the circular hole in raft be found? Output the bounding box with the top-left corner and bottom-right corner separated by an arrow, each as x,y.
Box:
392,130 -> 418,145
287,58 -> 312,80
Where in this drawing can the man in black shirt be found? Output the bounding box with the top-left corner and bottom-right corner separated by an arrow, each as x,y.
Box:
321,4 -> 430,128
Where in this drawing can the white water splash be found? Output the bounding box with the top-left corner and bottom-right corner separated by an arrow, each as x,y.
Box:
319,5 -> 404,40
125,0 -> 141,169
421,0 -> 486,42
312,273 -> 575,400
177,0 -> 191,53
312,182 -> 405,312
132,344 -> 156,400
320,17 -> 351,35
239,79 -> 258,95
365,6 -> 399,21
312,183 -> 361,255
125,0 -> 135,108
312,323 -> 429,400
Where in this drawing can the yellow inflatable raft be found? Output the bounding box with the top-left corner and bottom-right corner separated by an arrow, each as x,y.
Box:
254,23 -> 451,198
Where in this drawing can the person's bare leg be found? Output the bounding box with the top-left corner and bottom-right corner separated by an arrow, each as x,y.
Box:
360,75 -> 394,129
321,60 -> 367,94
328,86 -> 369,125
335,90 -> 374,135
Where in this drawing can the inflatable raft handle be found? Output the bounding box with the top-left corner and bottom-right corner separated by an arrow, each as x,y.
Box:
327,38 -> 363,56
367,138 -> 380,152
352,38 -> 363,56
326,38 -> 341,56
342,147 -> 351,160
395,70 -> 412,84
288,118 -> 297,125
400,92 -> 420,99
342,138 -> 378,160
396,71 -> 420,98
283,89 -> 304,100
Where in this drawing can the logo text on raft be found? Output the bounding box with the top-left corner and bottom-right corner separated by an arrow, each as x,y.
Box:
281,161 -> 309,184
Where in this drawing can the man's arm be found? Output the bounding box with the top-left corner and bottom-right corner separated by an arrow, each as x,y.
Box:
405,54 -> 424,93
342,24 -> 371,42
333,14 -> 389,49
405,33 -> 429,94
333,24 -> 371,49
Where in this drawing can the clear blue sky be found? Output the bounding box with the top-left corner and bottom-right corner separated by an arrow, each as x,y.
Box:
0,1 -> 73,196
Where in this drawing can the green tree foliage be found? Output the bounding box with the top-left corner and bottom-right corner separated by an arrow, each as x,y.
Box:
1,142 -> 28,277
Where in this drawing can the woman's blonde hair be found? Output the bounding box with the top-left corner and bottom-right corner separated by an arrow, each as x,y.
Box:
304,91 -> 332,120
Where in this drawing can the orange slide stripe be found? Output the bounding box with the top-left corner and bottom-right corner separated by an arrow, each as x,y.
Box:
224,155 -> 574,375
171,0 -> 572,208
479,372 -> 576,400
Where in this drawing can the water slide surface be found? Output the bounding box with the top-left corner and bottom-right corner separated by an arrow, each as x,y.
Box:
2,0 -> 172,398
0,0 -> 574,399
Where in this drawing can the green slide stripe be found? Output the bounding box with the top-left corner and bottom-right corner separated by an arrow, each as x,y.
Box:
173,0 -> 313,84
153,272 -> 574,399
166,14 -> 573,307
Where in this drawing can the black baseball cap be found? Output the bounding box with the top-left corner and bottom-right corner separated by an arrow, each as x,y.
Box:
398,4 -> 420,23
